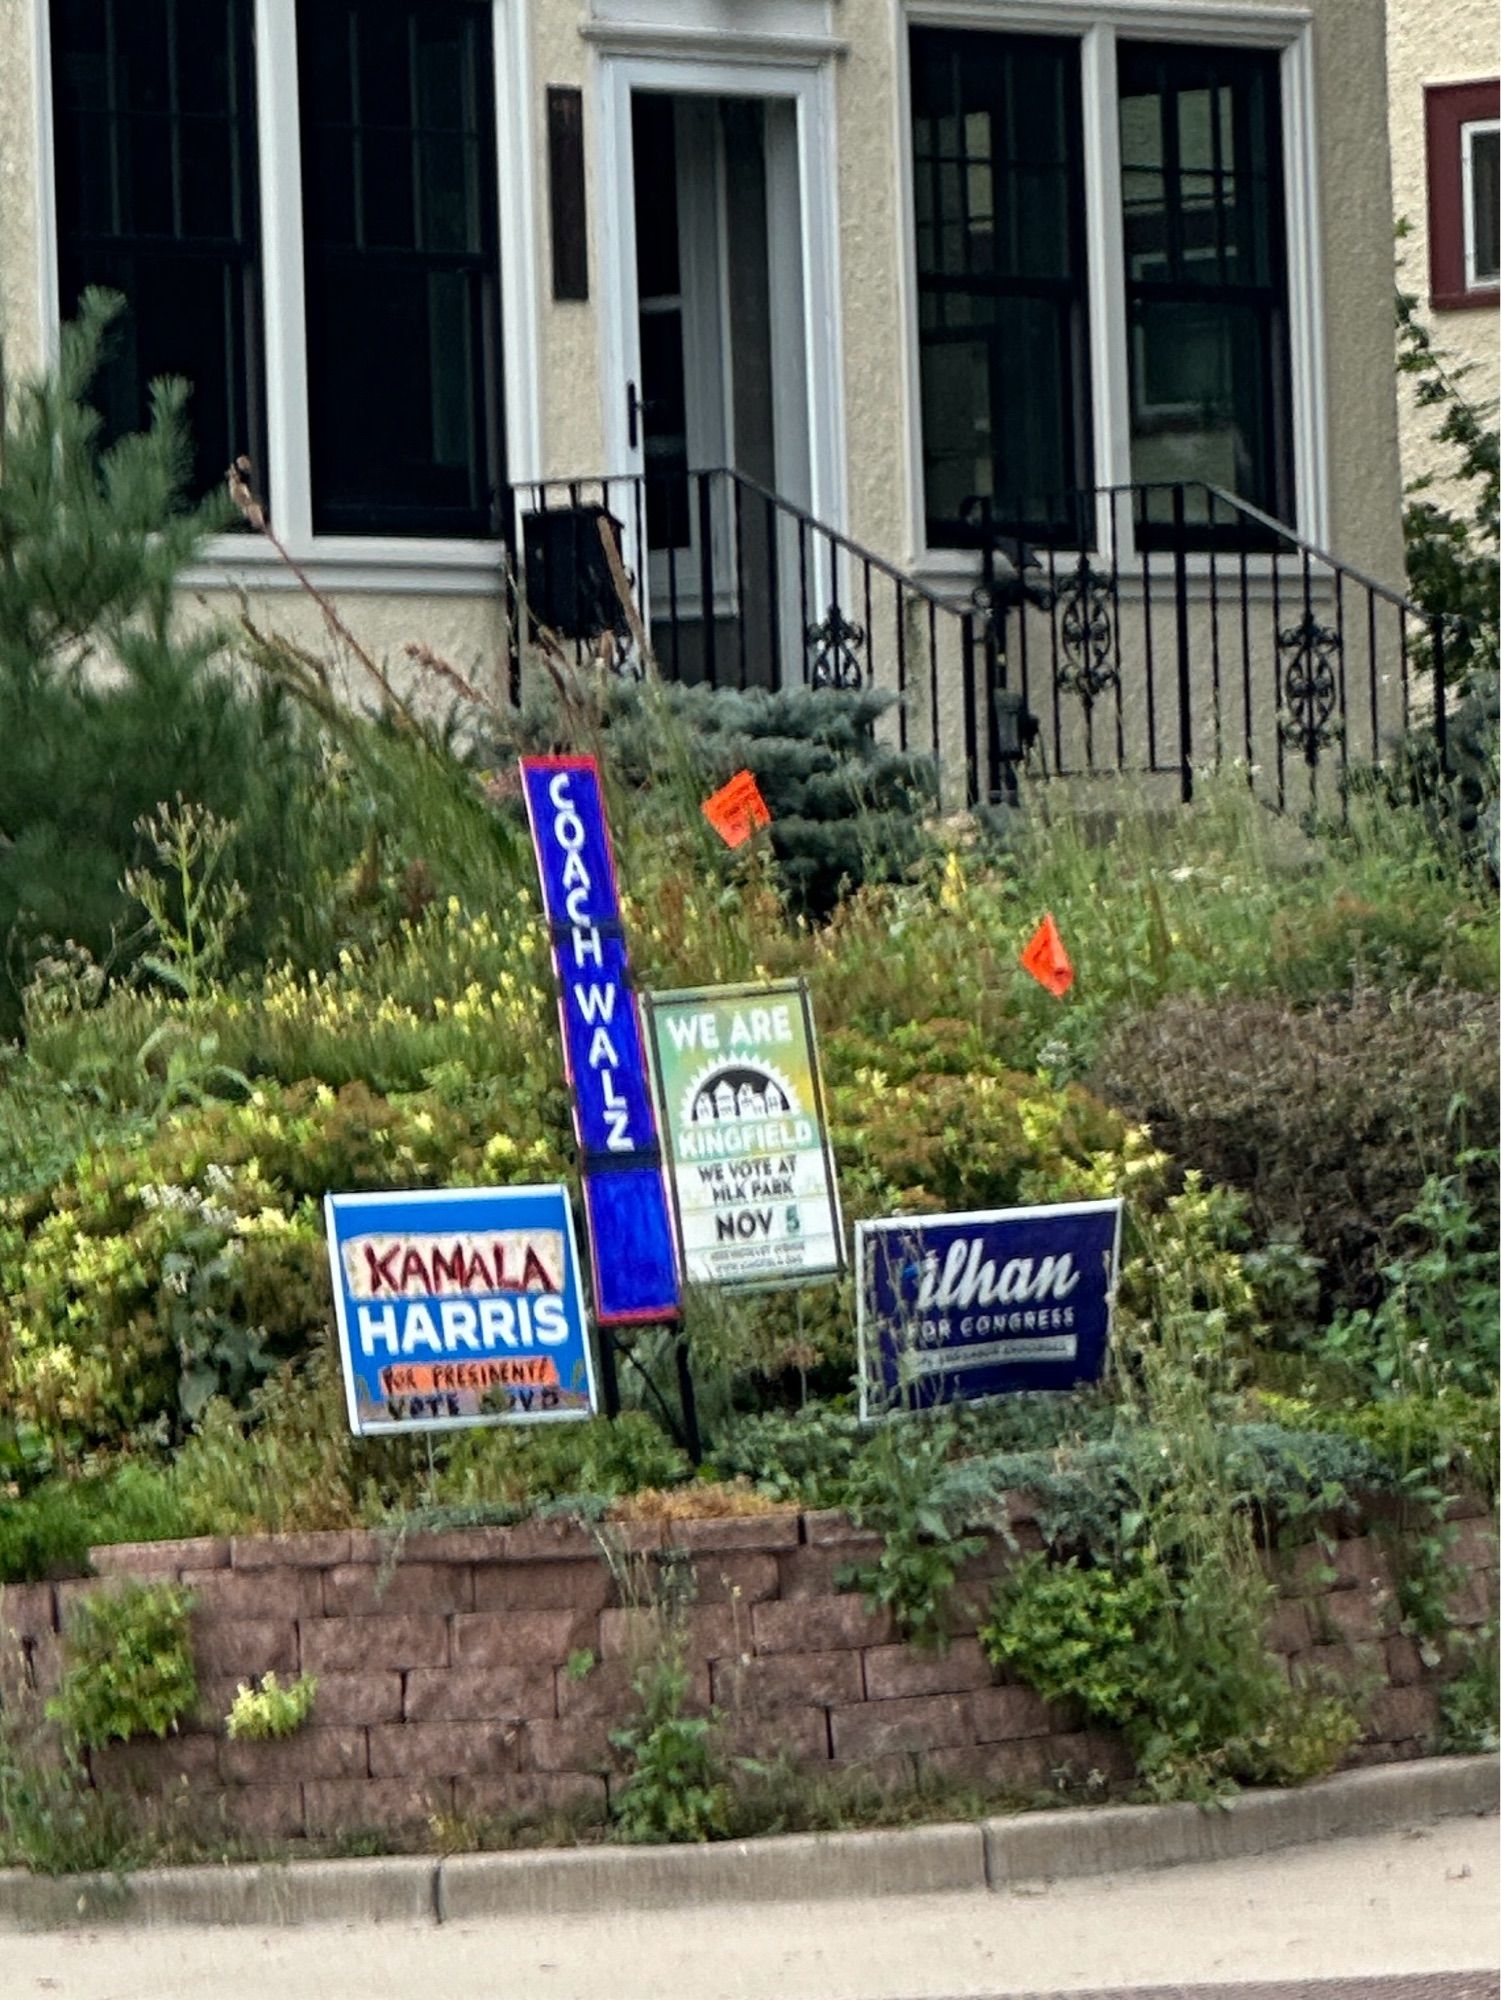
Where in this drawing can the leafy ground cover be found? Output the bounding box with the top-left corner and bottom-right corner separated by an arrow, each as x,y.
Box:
0,299 -> 1496,1862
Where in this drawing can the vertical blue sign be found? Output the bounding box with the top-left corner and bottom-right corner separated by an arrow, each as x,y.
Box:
521,755 -> 682,1325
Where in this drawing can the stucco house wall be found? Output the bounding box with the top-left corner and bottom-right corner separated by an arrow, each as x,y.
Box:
0,0 -> 1410,686
1387,0 -> 1499,502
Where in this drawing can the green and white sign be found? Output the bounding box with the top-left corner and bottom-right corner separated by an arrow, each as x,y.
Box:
644,980 -> 844,1290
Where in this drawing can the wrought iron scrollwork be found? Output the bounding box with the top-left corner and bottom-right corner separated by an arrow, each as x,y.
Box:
1276,613 -> 1342,761
1053,558 -> 1119,707
806,603 -> 866,690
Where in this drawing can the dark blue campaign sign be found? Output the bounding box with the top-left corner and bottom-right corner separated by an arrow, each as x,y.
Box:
856,1200 -> 1122,1417
520,755 -> 681,1325
324,1185 -> 595,1436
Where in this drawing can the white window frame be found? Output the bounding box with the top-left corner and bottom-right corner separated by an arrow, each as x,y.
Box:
897,0 -> 1327,584
1461,117 -> 1501,293
34,0 -> 541,595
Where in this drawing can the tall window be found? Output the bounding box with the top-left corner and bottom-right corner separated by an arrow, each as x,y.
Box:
1118,42 -> 1292,532
297,0 -> 504,538
909,30 -> 1092,547
50,0 -> 264,502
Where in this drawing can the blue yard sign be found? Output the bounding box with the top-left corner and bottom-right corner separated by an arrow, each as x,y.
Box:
520,755 -> 681,1325
325,1184 -> 595,1436
856,1200 -> 1123,1417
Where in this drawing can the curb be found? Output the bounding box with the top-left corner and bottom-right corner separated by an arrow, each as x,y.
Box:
0,1753 -> 1493,1931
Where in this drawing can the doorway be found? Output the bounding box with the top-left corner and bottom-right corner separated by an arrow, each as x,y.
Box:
599,55 -> 843,681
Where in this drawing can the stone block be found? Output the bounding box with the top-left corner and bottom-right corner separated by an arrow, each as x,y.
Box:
829,1692 -> 973,1761
1332,1536 -> 1397,1592
304,1776 -> 454,1834
322,1563 -> 474,1618
597,1604 -> 739,1663
193,1617 -> 299,1677
1366,1683 -> 1441,1745
220,1725 -> 367,1786
1323,1586 -> 1397,1644
689,1553 -> 781,1606
717,1704 -> 830,1764
232,1532 -> 351,1570
368,1719 -> 519,1780
711,1648 -> 862,1711
91,1733 -> 219,1789
1276,1542 -> 1341,1596
453,1771 -> 608,1822
180,1567 -> 324,1619
863,1637 -> 994,1700
1451,1518 -> 1499,1569
92,1538 -> 230,1576
450,1609 -> 595,1671
923,1737 -> 1057,1796
204,1783 -> 307,1841
1292,1641 -> 1383,1688
556,1654 -> 708,1719
520,1715 -> 619,1773
1385,1633 -> 1427,1686
1264,1598 -> 1312,1654
404,1666 -> 556,1722
752,1595 -> 894,1654
776,1544 -> 882,1600
300,1614 -> 449,1674
663,1513 -> 802,1554
972,1682 -> 1071,1741
298,1671 -> 405,1726
0,1582 -> 56,1640
473,1560 -> 615,1616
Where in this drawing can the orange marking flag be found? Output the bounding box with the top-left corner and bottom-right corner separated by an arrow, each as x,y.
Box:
1020,913 -> 1074,998
703,769 -> 772,848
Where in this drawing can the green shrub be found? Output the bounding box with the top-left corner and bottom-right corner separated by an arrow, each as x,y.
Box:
0,1077 -> 569,1455
48,1582 -> 197,1749
225,1672 -> 318,1741
0,1462 -> 189,1582
981,1550 -> 1360,1797
1440,1624 -> 1500,1753
610,1646 -> 730,1844
0,295 -> 355,1036
1092,985 -> 1498,1318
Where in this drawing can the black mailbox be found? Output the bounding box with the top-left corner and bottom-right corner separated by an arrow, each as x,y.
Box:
522,504 -> 629,643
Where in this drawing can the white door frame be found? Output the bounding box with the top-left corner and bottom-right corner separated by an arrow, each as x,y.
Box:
595,48 -> 846,544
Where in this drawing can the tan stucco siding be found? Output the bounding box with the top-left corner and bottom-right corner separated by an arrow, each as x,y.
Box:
0,0 -> 1412,647
1387,0 -> 1499,500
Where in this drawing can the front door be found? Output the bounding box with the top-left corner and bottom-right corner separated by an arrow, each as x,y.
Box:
599,55 -> 841,680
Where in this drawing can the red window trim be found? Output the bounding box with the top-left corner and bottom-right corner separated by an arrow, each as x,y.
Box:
1426,78 -> 1501,311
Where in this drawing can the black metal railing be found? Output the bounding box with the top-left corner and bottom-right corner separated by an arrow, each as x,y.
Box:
510,469 -> 1457,816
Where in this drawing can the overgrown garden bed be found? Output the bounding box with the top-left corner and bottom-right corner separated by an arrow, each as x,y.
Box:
0,299 -> 1496,1872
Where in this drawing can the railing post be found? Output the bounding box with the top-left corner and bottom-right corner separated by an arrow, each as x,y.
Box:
961,609 -> 980,808
698,472 -> 718,688
1171,482 -> 1193,804
1431,614 -> 1449,770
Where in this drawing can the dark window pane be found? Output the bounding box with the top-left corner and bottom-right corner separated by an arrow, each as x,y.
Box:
50,0 -> 264,505
1118,40 -> 1293,534
298,0 -> 505,537
909,27 -> 1091,546
632,95 -> 682,301
1470,126 -> 1499,285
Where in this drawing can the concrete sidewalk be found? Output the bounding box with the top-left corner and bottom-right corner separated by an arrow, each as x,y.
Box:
0,1753 -> 1494,1933
1,1814 -> 1495,2000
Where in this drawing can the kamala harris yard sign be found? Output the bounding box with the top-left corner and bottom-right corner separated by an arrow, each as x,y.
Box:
644,979 -> 844,1290
325,1184 -> 595,1435
857,1199 -> 1122,1417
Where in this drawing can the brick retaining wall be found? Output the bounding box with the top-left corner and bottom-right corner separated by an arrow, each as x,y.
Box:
1,1496 -> 1495,1846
